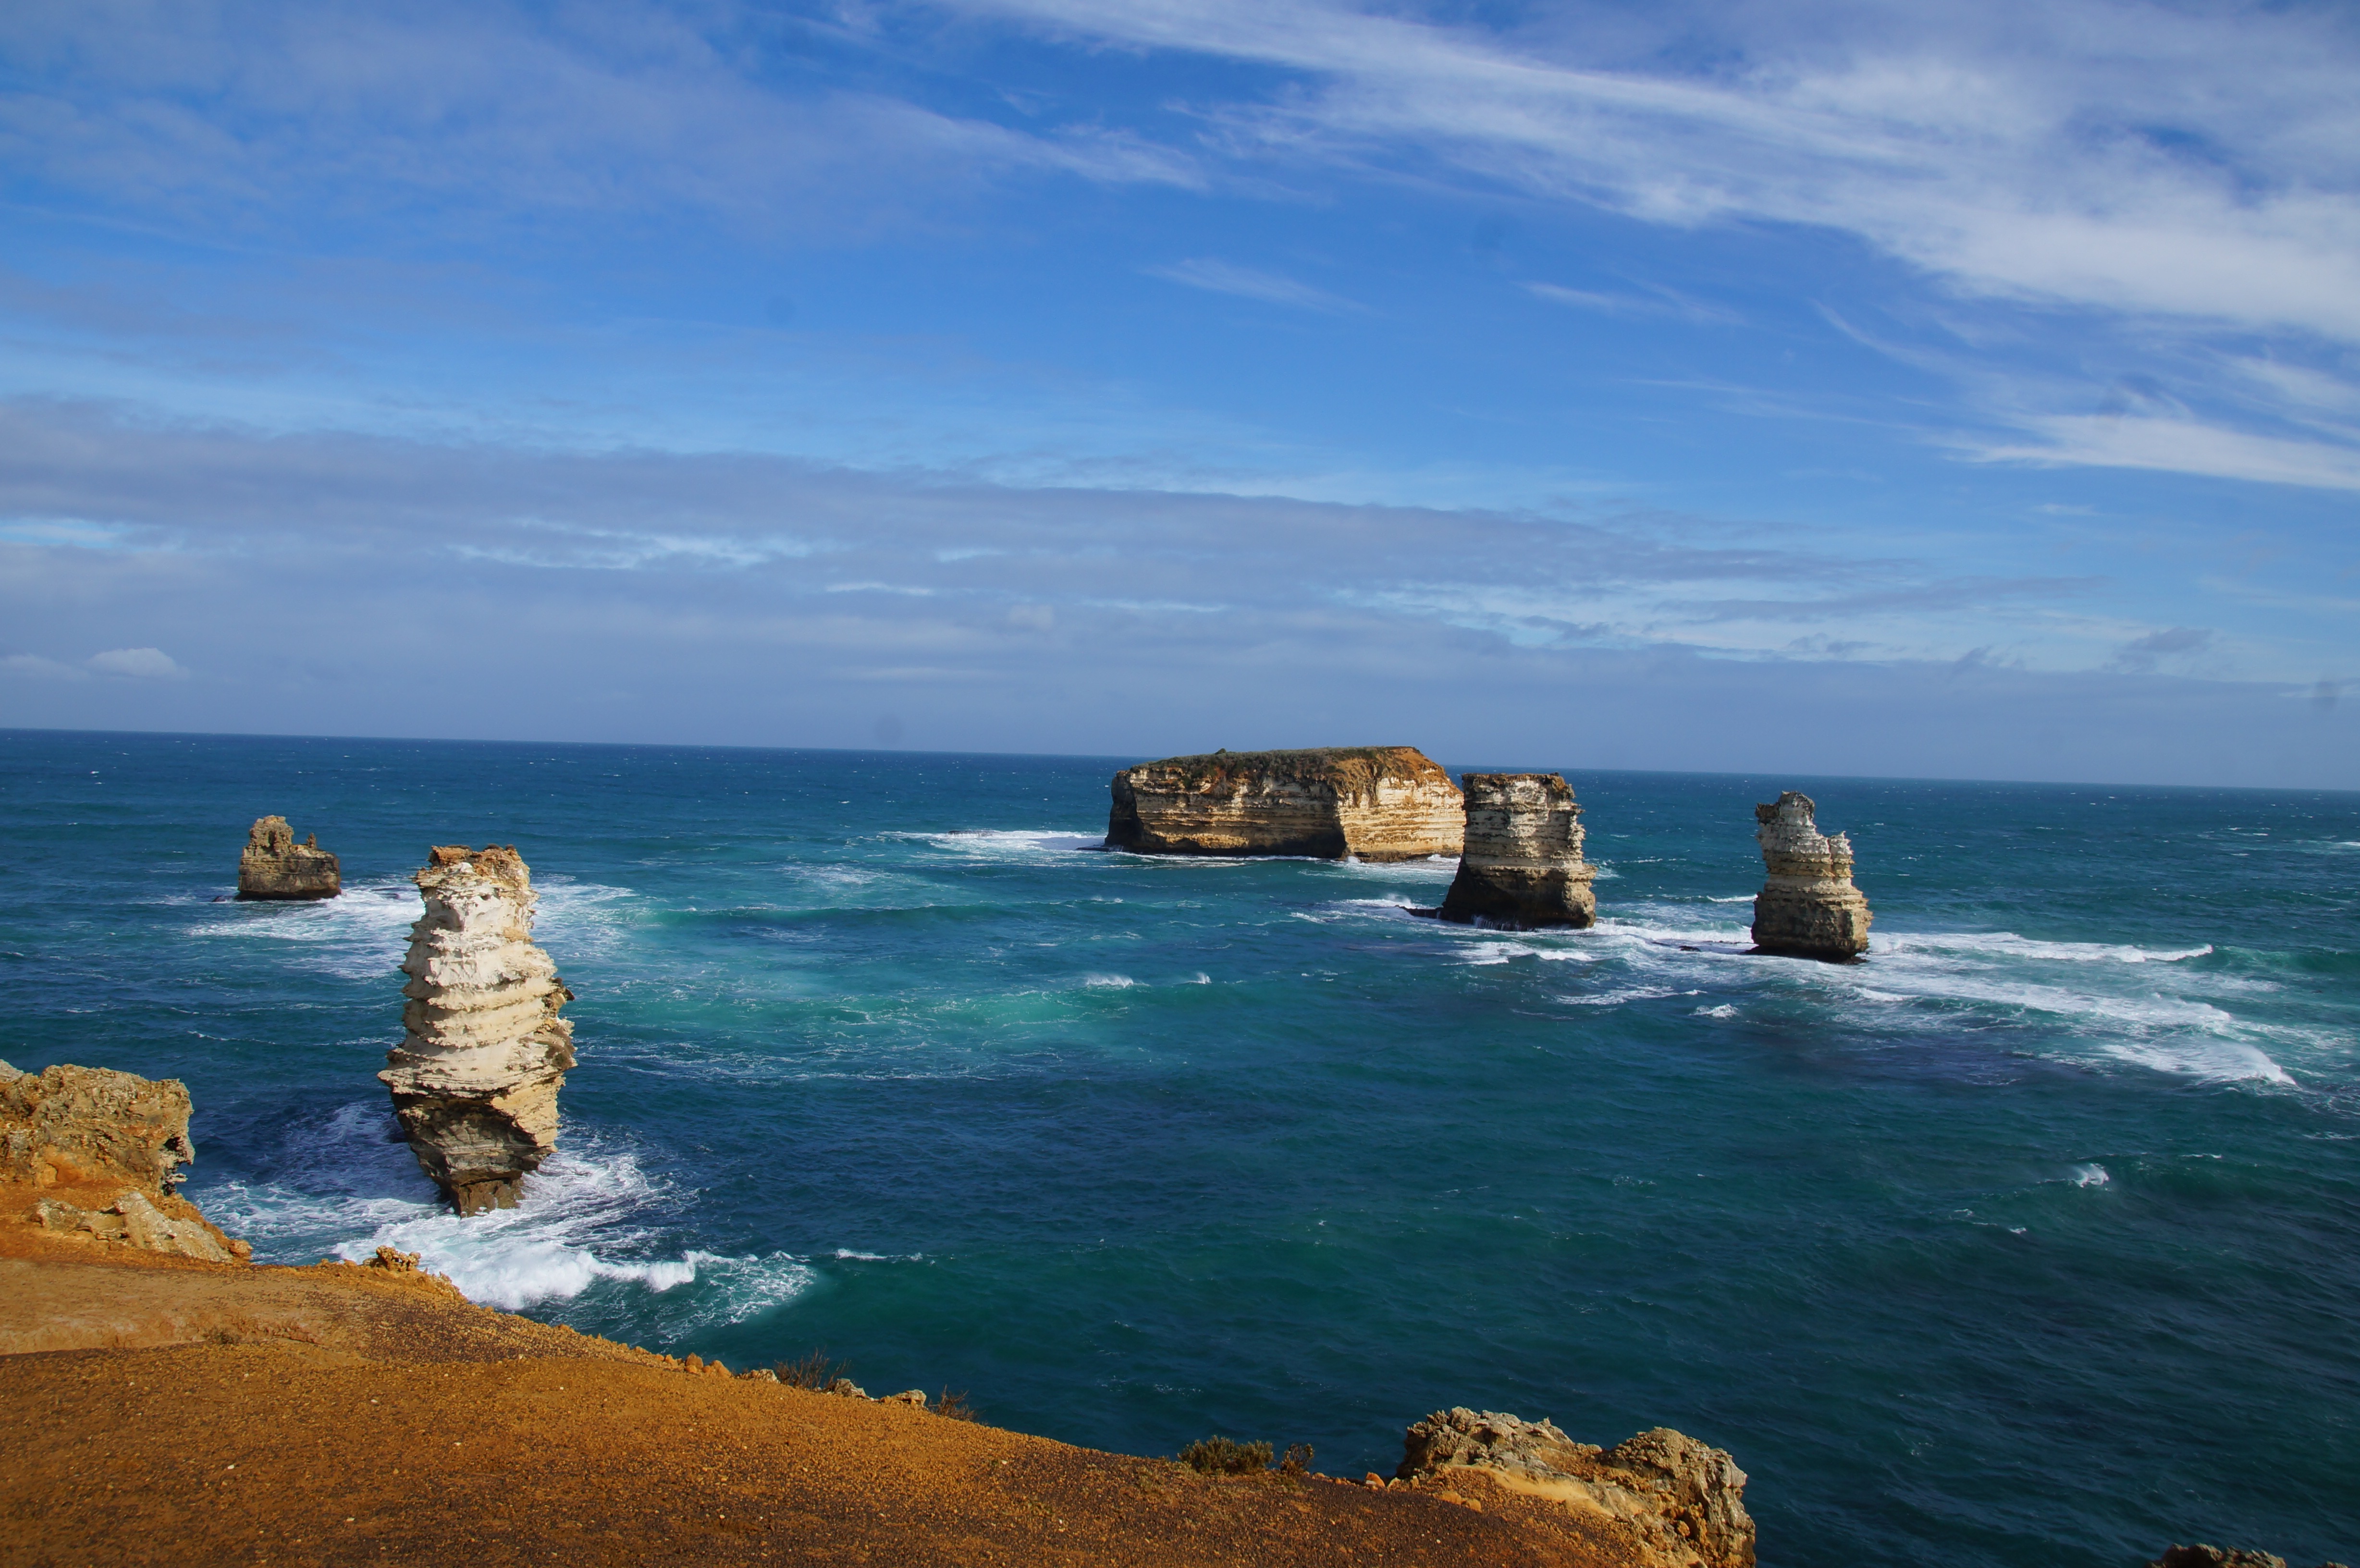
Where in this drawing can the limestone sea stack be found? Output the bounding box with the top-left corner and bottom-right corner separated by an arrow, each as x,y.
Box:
236,815 -> 341,900
1397,1407 -> 1756,1568
1436,772 -> 1596,928
1106,747 -> 1463,860
1,1059 -> 249,1262
1750,791 -> 1872,960
381,845 -> 575,1214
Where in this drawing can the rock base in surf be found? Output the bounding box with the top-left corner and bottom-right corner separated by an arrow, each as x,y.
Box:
1437,772 -> 1596,928
237,815 -> 341,900
1106,747 -> 1463,861
1749,791 -> 1871,960
1398,1407 -> 1755,1568
380,846 -> 575,1215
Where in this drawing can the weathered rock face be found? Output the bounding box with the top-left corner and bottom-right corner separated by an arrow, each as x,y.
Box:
1106,747 -> 1463,861
2,1059 -> 198,1192
1750,791 -> 1872,959
1,1059 -> 249,1263
380,845 -> 576,1215
236,815 -> 341,900
1398,1407 -> 1755,1568
1438,773 -> 1596,928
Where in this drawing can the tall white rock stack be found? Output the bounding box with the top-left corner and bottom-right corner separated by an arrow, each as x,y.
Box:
1437,772 -> 1597,928
380,845 -> 574,1214
1750,792 -> 1872,959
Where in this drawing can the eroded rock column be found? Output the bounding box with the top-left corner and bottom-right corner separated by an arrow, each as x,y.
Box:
1750,791 -> 1872,959
237,815 -> 341,900
1437,772 -> 1596,928
380,846 -> 574,1214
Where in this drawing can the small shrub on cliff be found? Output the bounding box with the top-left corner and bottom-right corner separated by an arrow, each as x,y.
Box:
775,1349 -> 849,1391
1278,1444 -> 1314,1478
934,1387 -> 978,1422
1179,1436 -> 1273,1476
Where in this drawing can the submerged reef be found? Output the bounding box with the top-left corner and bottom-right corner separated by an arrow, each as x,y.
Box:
380,845 -> 575,1214
1106,746 -> 1463,861
1749,791 -> 1872,960
236,814 -> 340,900
1436,772 -> 1596,929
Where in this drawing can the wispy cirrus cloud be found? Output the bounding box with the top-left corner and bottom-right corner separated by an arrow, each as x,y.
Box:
1143,258 -> 1364,313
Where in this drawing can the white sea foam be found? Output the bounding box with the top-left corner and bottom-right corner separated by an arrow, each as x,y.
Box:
201,1102 -> 811,1319
1696,1004 -> 1737,1018
2071,1164 -> 2110,1187
1557,985 -> 1688,1008
1705,894 -> 1754,905
917,829 -> 1106,857
1082,973 -> 1137,988
1879,931 -> 2213,966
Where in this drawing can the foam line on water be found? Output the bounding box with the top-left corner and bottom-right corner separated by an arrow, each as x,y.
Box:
200,1102 -> 811,1320
1879,932 -> 2214,965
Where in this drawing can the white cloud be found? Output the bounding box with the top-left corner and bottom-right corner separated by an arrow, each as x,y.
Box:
1143,258 -> 1364,313
87,646 -> 189,679
1525,281 -> 1740,326
0,652 -> 88,680
1976,416 -> 2360,492
959,0 -> 2360,342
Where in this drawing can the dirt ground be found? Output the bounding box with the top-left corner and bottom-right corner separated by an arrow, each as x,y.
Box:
1,1237 -> 1645,1568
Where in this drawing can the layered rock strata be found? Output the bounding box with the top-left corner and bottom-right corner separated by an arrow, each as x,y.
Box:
1106,747 -> 1463,861
237,815 -> 341,900
1437,772 -> 1596,928
381,845 -> 575,1215
2,1059 -> 248,1262
1398,1407 -> 1755,1568
1749,791 -> 1872,960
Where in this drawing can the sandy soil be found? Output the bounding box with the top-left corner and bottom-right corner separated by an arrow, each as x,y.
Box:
1,1234 -> 1645,1568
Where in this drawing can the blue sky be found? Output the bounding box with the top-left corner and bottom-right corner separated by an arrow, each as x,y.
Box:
2,0 -> 2356,785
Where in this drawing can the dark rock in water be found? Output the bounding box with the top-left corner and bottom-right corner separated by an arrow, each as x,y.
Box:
379,845 -> 574,1215
1396,1407 -> 1756,1568
1437,773 -> 1596,929
236,816 -> 341,901
1106,747 -> 1462,861
2148,1548 -> 2353,1568
1749,791 -> 1871,960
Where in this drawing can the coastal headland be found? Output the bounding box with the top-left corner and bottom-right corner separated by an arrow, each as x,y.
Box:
4,1237 -> 1701,1568
5,1057 -> 1747,1567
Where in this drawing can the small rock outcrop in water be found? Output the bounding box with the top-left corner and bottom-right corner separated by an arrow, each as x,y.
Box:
236,815 -> 341,900
1,1059 -> 249,1262
1106,747 -> 1463,861
1398,1408 -> 1755,1568
2148,1549 -> 2353,1568
1749,791 -> 1871,959
1437,773 -> 1596,928
380,845 -> 575,1215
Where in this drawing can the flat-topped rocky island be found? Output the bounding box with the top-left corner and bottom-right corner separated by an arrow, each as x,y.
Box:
1106,746 -> 1464,860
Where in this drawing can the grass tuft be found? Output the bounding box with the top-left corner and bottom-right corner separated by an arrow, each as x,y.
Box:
774,1349 -> 849,1391
1178,1436 -> 1274,1476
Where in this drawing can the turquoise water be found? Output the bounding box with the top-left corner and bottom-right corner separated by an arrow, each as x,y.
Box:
4,728 -> 2356,1567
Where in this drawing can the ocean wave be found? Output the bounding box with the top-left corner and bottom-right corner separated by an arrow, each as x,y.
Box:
198,1103 -> 809,1319
907,829 -> 1106,857
1878,931 -> 2213,965
2070,1164 -> 2110,1187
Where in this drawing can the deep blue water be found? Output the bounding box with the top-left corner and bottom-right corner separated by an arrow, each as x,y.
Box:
4,728 -> 2356,1568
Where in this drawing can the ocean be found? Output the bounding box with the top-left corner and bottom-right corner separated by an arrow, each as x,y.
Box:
4,728 -> 2355,1567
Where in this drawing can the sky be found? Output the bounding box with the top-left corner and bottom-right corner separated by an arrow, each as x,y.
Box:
1,0 -> 2356,786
